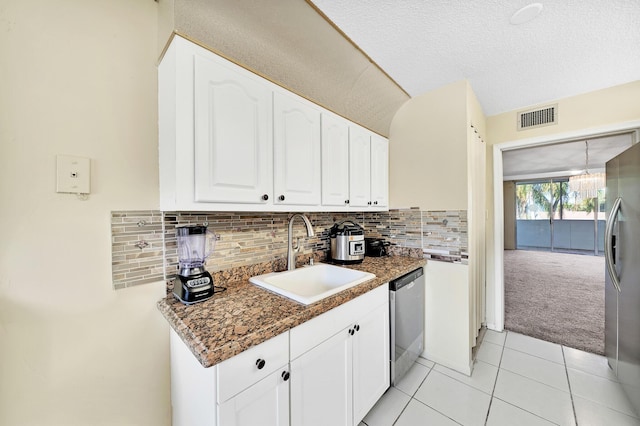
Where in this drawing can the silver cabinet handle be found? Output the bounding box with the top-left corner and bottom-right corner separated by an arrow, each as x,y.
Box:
605,196 -> 622,292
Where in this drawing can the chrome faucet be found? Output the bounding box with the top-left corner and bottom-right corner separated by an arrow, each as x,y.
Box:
287,214 -> 315,271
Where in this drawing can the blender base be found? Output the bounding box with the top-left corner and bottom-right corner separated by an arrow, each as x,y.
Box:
173,271 -> 215,304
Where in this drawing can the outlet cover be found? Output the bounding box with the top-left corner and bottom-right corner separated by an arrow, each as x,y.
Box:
56,155 -> 91,194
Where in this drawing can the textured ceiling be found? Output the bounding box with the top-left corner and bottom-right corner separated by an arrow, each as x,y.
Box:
310,0 -> 640,116
502,133 -> 634,180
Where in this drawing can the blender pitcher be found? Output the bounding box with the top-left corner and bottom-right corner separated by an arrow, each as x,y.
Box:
177,225 -> 216,271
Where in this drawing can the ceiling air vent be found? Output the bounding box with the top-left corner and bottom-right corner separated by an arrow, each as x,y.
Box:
517,104 -> 558,131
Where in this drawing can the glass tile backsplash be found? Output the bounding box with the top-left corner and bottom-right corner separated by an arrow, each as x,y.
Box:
110,208 -> 468,289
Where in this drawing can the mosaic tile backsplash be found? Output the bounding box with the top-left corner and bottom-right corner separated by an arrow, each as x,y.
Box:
110,208 -> 468,289
111,211 -> 165,289
422,210 -> 468,262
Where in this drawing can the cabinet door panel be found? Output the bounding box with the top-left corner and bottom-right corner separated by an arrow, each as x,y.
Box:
353,303 -> 390,425
291,329 -> 353,426
370,135 -> 389,208
349,126 -> 371,207
194,55 -> 272,204
273,92 -> 321,206
218,368 -> 289,426
321,113 -> 350,206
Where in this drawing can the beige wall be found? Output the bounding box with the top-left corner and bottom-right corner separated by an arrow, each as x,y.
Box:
0,1 -> 170,425
484,80 -> 640,328
389,80 -> 469,210
488,80 -> 640,144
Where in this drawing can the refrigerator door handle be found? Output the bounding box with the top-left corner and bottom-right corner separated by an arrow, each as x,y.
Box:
605,196 -> 622,292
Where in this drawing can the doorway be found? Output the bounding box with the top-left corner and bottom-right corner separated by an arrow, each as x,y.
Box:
490,122 -> 640,341
503,171 -> 609,353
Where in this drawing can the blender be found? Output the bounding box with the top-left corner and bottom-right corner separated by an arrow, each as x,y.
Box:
173,225 -> 217,304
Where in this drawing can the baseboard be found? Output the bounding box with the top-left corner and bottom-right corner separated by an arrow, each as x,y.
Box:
485,323 -> 503,332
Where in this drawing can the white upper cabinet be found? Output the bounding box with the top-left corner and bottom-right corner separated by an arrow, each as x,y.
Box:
194,55 -> 273,205
273,92 -> 321,206
321,112 -> 350,207
370,135 -> 389,208
159,35 -> 388,212
348,126 -> 372,208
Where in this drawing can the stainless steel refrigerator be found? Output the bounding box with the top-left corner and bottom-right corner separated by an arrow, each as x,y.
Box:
605,142 -> 640,415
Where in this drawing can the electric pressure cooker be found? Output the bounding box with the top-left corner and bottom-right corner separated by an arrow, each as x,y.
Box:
329,220 -> 365,264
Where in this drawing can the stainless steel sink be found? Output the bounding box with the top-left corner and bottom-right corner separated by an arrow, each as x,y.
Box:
249,263 -> 375,305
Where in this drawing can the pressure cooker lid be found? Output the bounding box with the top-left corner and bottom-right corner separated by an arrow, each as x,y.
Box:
329,220 -> 364,236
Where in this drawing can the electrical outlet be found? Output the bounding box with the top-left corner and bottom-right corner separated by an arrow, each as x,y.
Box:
56,155 -> 91,194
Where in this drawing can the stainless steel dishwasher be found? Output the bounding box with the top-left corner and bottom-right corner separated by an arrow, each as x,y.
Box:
389,267 -> 425,385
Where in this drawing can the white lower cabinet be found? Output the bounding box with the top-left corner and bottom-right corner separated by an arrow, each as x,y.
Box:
170,329 -> 289,426
290,329 -> 353,426
169,285 -> 389,426
352,303 -> 390,423
290,284 -> 390,426
218,367 -> 290,426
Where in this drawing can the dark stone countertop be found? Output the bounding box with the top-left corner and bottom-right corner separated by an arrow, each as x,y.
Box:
157,255 -> 426,368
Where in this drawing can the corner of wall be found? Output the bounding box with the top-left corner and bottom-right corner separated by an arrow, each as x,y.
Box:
465,81 -> 487,139
157,0 -> 175,60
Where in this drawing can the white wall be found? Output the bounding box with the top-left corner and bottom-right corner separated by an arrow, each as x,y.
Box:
0,1 -> 171,425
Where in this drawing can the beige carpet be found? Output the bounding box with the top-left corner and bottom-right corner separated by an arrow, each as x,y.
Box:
504,249 -> 605,355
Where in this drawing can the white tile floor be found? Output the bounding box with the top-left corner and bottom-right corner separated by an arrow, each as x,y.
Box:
360,330 -> 640,426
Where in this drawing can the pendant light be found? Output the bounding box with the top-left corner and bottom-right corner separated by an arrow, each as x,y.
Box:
568,140 -> 605,199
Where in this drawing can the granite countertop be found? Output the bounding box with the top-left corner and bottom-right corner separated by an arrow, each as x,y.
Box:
157,255 -> 426,368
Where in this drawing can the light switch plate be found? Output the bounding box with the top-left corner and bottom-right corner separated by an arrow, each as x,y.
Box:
56,155 -> 91,194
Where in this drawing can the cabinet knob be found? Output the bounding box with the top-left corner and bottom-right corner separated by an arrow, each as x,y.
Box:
345,199 -> 350,204
355,324 -> 360,332
348,328 -> 355,336
281,371 -> 290,381
256,359 -> 266,370
367,201 -> 372,205
262,194 -> 269,201
374,201 -> 378,205
279,195 -> 285,201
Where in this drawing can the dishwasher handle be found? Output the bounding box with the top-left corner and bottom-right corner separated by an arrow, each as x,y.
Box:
390,267 -> 424,291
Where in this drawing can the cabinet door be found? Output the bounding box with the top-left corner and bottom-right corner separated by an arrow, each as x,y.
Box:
352,303 -> 390,425
321,113 -> 350,206
290,329 -> 353,426
218,367 -> 290,426
349,126 -> 371,207
370,135 -> 389,208
273,92 -> 321,206
194,55 -> 273,204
